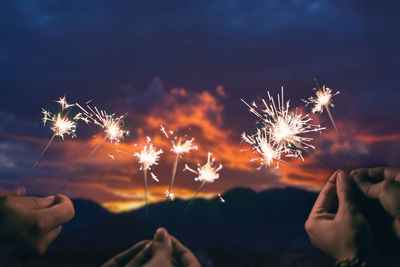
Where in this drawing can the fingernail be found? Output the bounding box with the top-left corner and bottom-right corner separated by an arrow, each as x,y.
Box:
18,187 -> 26,195
154,228 -> 168,242
45,195 -> 55,201
337,171 -> 348,184
144,241 -> 152,250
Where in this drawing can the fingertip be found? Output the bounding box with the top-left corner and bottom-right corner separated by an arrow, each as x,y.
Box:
17,187 -> 26,196
154,227 -> 169,242
328,170 -> 340,183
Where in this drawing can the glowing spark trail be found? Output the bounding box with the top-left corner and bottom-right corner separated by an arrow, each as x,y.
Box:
218,194 -> 225,203
241,87 -> 325,160
303,79 -> 349,160
241,129 -> 281,169
303,80 -> 340,136
76,103 -> 129,144
56,96 -> 75,111
161,125 -> 198,201
134,137 -> 163,220
32,97 -> 77,170
184,152 -> 222,183
150,172 -> 159,182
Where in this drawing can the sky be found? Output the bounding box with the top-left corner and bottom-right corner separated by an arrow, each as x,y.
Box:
0,0 -> 399,212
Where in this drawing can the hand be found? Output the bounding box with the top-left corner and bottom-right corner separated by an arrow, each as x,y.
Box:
351,167 -> 400,238
0,187 -> 26,197
102,227 -> 201,267
305,170 -> 377,262
0,193 -> 75,257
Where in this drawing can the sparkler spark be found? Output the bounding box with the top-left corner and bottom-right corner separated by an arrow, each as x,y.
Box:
242,87 -> 325,160
218,193 -> 225,203
41,110 -> 77,139
134,137 -> 163,171
171,136 -> 198,154
56,96 -> 75,111
184,152 -> 222,183
165,190 -> 175,200
303,84 -> 339,114
150,172 -> 159,182
241,129 -> 282,169
76,103 -> 129,144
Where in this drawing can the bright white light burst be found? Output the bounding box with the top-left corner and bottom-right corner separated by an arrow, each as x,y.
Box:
303,85 -> 339,113
171,136 -> 198,154
76,103 -> 129,144
241,128 -> 282,169
241,87 -> 325,160
41,109 -> 77,139
184,152 -> 222,183
134,137 -> 163,171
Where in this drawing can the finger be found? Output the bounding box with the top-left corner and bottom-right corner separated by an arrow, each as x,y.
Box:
35,194 -> 75,230
151,227 -> 173,258
310,170 -> 340,215
351,167 -> 399,182
126,242 -> 152,267
40,225 -> 62,254
337,171 -> 358,215
100,240 -> 150,267
353,172 -> 384,199
27,225 -> 62,256
13,195 -> 55,209
0,187 -> 27,197
170,235 -> 201,267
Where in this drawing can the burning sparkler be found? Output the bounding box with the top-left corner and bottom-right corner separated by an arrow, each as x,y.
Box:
303,80 -> 341,137
134,137 -> 163,219
76,103 -> 129,144
32,96 -> 78,170
241,129 -> 282,169
160,125 -> 198,201
58,102 -> 129,192
303,80 -> 350,160
177,152 -> 222,225
184,151 -> 222,193
241,87 -> 325,160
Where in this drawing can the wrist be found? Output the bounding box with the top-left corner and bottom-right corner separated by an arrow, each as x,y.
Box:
393,218 -> 400,239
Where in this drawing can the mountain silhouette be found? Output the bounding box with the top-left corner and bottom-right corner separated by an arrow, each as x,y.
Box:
39,187 -> 399,267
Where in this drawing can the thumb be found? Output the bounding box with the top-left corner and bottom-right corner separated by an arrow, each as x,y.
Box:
152,227 -> 172,258
337,171 -> 357,215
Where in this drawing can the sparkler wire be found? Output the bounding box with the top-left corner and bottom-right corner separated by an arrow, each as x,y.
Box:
58,134 -> 108,193
175,181 -> 206,230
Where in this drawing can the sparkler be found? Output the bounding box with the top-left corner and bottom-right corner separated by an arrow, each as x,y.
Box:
134,137 -> 163,220
241,128 -> 299,169
303,79 -> 350,160
176,152 -> 222,227
32,96 -> 78,170
303,79 -> 340,136
241,87 -> 325,161
160,125 -> 198,201
59,102 -> 129,192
